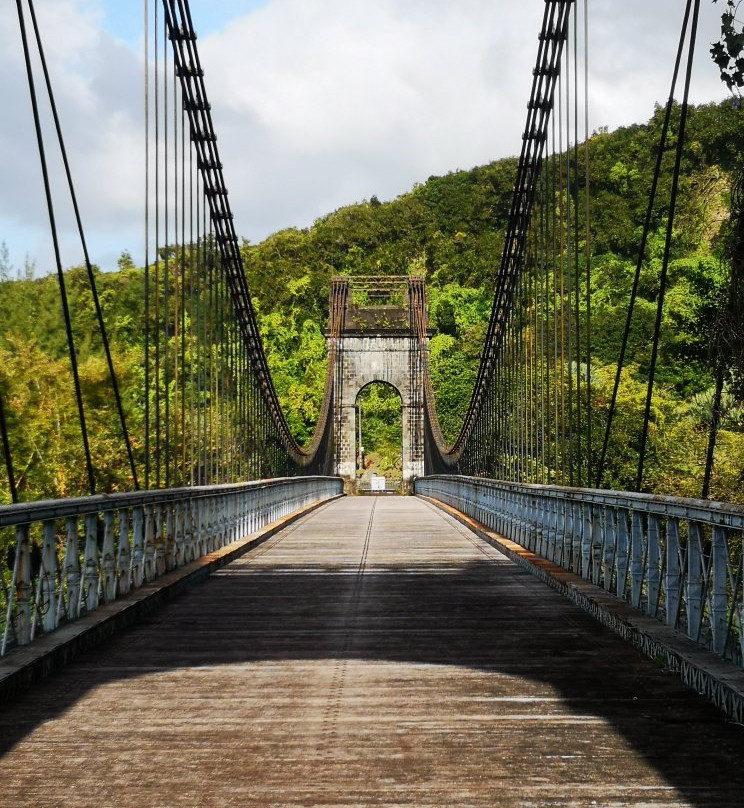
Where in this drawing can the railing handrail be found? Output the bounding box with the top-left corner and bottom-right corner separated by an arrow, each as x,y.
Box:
0,477 -> 340,528
425,475 -> 744,528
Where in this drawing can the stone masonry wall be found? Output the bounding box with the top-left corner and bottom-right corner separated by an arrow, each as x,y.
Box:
334,333 -> 425,493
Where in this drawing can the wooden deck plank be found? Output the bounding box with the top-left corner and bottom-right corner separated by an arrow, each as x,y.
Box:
0,496 -> 742,807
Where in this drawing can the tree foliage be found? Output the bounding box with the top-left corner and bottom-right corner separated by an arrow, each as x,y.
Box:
712,0 -> 744,95
0,100 -> 742,502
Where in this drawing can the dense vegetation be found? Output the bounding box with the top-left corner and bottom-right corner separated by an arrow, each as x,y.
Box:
0,100 -> 742,501
247,101 -> 744,497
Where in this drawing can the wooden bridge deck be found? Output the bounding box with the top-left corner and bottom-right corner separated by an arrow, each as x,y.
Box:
1,496 -> 742,807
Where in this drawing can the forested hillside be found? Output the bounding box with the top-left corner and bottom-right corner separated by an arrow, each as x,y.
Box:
246,101 -> 744,498
0,100 -> 742,501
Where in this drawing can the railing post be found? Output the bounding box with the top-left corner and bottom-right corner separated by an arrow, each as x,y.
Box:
217,496 -> 226,548
14,525 -> 31,646
101,510 -> 117,603
630,510 -> 644,610
241,489 -> 249,538
581,502 -> 591,579
220,495 -> 227,546
545,493 -> 554,555
687,521 -> 704,641
497,487 -> 507,536
711,525 -> 728,654
536,495 -> 546,556
191,499 -> 200,559
524,493 -> 533,548
63,516 -> 81,620
229,496 -> 237,543
118,509 -> 131,596
517,492 -> 526,547
187,500 -> 196,560
213,497 -> 220,549
646,514 -> 660,617
231,493 -> 238,542
477,484 -> 487,529
528,494 -> 538,552
258,489 -> 266,532
40,519 -> 57,633
196,499 -> 206,555
83,513 -> 99,613
165,503 -> 176,571
155,504 -> 166,576
173,501 -> 185,567
603,506 -> 617,592
488,484 -> 498,533
547,496 -> 561,564
131,506 -> 145,588
533,495 -> 543,555
182,499 -> 190,558
571,501 -> 581,575
545,495 -> 554,557
211,498 -> 219,549
665,517 -> 681,629
560,499 -> 570,569
498,485 -> 508,536
590,504 -> 602,586
144,505 -> 156,582
218,496 -> 227,548
486,485 -> 499,533
616,509 -> 630,599
204,499 -> 213,552
246,490 -> 255,535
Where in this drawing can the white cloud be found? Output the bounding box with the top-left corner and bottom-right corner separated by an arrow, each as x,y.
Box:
0,0 -> 733,274
588,0 -> 726,132
0,0 -> 142,273
201,0 -> 546,239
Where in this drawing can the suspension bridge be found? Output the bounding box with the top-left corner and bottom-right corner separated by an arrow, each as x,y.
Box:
1,0 -> 743,805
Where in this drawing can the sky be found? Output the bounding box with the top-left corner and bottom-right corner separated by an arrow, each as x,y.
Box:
0,0 -> 733,276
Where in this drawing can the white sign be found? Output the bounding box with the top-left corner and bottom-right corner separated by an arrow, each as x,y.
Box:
370,475 -> 386,491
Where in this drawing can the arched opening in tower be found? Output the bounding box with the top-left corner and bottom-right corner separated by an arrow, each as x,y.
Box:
355,381 -> 402,492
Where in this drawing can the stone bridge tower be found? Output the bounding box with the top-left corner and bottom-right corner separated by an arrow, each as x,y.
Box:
330,277 -> 427,493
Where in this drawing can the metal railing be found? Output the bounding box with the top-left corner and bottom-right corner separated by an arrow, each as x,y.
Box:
415,475 -> 744,667
0,477 -> 342,656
